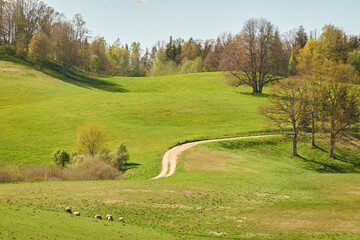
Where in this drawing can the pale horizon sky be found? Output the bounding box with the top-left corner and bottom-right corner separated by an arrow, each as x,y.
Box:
42,0 -> 360,49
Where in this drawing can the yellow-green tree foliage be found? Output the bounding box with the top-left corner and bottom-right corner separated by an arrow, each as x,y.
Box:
52,22 -> 77,74
76,123 -> 106,156
28,31 -> 51,70
296,25 -> 360,158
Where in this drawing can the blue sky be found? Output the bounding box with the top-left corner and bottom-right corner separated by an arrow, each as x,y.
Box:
42,0 -> 360,49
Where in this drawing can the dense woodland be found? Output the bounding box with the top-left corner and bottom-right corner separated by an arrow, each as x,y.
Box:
1,0 -> 359,79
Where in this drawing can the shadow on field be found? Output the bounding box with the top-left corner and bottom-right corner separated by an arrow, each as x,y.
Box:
0,48 -> 128,93
297,154 -> 344,173
297,147 -> 360,173
43,61 -> 128,93
216,135 -> 360,174
238,92 -> 270,98
315,145 -> 360,166
122,163 -> 141,172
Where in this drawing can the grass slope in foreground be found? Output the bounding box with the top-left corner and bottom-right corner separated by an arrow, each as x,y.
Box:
1,136 -> 359,239
0,60 -> 267,178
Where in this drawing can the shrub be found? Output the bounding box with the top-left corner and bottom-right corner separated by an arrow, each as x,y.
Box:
52,149 -> 70,167
0,165 -> 22,183
109,143 -> 129,170
76,123 -> 106,156
22,166 -> 47,182
64,157 -> 121,181
72,154 -> 88,166
0,158 -> 121,183
45,166 -> 64,181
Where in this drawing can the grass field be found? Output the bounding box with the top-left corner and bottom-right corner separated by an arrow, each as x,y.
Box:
1,60 -> 360,239
1,136 -> 359,239
0,60 -> 268,178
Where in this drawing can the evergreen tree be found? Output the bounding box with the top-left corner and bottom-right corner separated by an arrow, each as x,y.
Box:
295,26 -> 308,49
165,36 -> 176,62
270,30 -> 287,76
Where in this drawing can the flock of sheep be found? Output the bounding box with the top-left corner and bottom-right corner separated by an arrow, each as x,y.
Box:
65,207 -> 125,222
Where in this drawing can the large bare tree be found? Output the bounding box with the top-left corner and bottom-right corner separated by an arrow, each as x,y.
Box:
221,18 -> 284,94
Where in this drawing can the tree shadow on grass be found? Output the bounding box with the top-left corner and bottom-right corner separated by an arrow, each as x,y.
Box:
297,154 -> 344,173
121,163 -> 141,173
0,48 -> 128,93
43,61 -> 128,93
238,92 -> 270,98
314,145 -> 360,167
297,150 -> 360,173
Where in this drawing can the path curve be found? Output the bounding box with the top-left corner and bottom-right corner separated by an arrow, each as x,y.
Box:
152,135 -> 273,179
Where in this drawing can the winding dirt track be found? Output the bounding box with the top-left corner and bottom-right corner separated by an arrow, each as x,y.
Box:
152,135 -> 272,179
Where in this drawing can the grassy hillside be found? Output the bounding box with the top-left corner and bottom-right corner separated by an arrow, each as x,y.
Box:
1,136 -> 359,239
0,60 -> 268,178
1,60 -> 360,239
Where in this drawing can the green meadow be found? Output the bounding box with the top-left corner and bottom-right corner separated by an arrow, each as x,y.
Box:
0,60 -> 267,178
1,137 -> 359,239
1,61 -> 360,239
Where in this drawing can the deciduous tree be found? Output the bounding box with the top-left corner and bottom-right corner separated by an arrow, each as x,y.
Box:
349,50 -> 360,74
260,77 -> 310,156
221,18 -> 283,94
319,62 -> 360,158
297,25 -> 360,157
76,123 -> 106,156
52,21 -> 76,74
28,30 -> 50,70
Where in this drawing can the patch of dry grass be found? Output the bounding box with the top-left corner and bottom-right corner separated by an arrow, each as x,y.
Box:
0,158 -> 122,183
183,146 -> 257,173
247,206 -> 360,234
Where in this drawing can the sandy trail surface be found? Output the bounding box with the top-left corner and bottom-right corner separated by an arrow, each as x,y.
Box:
152,135 -> 272,179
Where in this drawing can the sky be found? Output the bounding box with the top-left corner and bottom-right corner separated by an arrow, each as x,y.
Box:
42,0 -> 360,49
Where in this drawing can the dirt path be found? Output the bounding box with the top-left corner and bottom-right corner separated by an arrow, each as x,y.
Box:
152,135 -> 273,179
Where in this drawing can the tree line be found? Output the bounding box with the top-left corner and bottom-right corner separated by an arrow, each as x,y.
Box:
261,25 -> 360,159
2,0 -> 359,79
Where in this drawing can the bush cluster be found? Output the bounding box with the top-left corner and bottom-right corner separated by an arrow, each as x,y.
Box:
0,123 -> 129,183
0,158 -> 123,183
52,149 -> 70,167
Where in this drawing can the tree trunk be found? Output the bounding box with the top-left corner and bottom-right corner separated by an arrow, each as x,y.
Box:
252,73 -> 258,94
292,132 -> 298,157
259,84 -> 263,94
311,109 -> 316,147
329,132 -> 336,159
252,85 -> 258,94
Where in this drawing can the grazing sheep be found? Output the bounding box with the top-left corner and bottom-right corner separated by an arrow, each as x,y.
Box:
65,207 -> 72,213
95,214 -> 102,220
73,212 -> 80,216
106,214 -> 113,221
119,217 -> 125,223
